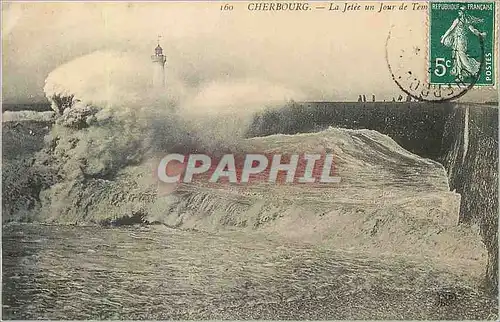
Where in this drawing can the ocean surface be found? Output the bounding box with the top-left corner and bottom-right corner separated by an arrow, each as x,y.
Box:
2,223 -> 497,320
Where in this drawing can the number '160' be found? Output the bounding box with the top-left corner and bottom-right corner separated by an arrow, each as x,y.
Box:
221,3 -> 233,10
434,58 -> 452,77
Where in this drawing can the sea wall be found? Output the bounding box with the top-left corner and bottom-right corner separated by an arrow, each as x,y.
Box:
440,105 -> 498,295
247,102 -> 454,159
248,101 -> 498,295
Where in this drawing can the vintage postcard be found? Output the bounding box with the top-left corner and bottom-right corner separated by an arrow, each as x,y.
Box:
2,1 -> 499,320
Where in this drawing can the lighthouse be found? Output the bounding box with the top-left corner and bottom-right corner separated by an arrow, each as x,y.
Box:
151,39 -> 167,88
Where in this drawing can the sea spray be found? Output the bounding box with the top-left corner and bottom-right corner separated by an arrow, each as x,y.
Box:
4,50 -> 487,270
34,50 -> 297,223
144,127 -> 487,271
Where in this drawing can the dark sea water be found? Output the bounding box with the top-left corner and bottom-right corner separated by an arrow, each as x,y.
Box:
2,223 -> 497,320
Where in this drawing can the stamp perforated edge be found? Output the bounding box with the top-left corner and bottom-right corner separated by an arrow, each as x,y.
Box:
426,0 -> 498,88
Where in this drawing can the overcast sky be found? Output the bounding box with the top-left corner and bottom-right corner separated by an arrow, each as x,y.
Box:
2,1 -> 497,103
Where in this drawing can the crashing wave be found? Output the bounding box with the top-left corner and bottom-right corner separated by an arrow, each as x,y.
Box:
3,50 -> 487,274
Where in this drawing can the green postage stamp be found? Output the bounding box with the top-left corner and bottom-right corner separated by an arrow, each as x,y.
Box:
429,2 -> 496,86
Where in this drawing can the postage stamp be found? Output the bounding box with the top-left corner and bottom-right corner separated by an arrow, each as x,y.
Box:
429,2 -> 496,86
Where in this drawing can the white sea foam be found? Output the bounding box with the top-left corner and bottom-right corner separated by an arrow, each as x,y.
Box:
29,50 -> 488,277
